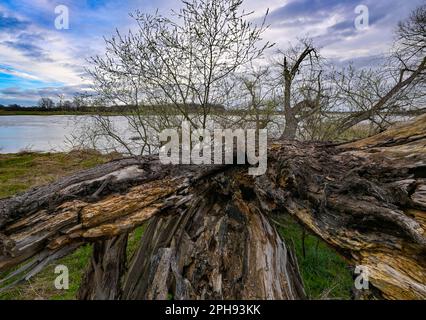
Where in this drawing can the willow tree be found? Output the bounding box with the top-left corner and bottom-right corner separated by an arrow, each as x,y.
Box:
82,0 -> 272,158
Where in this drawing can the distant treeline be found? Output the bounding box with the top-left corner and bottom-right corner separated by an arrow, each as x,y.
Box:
0,103 -> 227,115
1,103 -> 423,117
0,104 -> 92,113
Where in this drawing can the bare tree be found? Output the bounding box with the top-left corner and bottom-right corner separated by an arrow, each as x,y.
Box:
56,93 -> 65,109
37,97 -> 54,109
329,66 -> 393,134
83,0 -> 272,156
239,68 -> 278,130
337,4 -> 426,134
396,3 -> 425,66
273,39 -> 324,139
216,66 -> 279,133
72,95 -> 85,109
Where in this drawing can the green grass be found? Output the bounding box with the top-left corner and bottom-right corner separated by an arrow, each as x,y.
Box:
0,226 -> 146,300
0,152 -> 353,300
276,216 -> 352,299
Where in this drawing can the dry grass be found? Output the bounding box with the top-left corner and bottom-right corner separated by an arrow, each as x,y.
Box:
0,150 -> 120,198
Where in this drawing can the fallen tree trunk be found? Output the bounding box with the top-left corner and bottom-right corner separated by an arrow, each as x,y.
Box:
0,115 -> 425,299
121,183 -> 305,300
76,234 -> 128,300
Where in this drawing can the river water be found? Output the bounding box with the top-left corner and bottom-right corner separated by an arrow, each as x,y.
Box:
0,114 -> 283,154
0,116 -> 83,153
0,114 -> 413,154
0,115 -> 135,154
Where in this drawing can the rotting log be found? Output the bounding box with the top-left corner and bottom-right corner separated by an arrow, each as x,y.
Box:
77,234 -> 128,300
121,179 -> 305,300
0,115 -> 425,300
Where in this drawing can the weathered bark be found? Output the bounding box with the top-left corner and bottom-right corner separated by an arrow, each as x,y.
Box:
121,175 -> 305,300
1,115 -> 425,299
282,109 -> 299,140
280,45 -> 319,140
77,234 -> 128,300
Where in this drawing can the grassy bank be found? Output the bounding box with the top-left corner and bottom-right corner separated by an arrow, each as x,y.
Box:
0,151 -> 352,300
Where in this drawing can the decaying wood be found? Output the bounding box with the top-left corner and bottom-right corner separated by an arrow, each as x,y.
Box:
1,115 -> 425,300
77,234 -> 128,300
121,175 -> 305,299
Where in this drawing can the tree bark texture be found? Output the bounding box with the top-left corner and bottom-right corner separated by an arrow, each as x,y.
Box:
76,234 -> 128,300
121,179 -> 305,300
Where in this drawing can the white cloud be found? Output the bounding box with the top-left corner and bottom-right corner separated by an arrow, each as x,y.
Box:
0,66 -> 42,81
1,0 -> 423,106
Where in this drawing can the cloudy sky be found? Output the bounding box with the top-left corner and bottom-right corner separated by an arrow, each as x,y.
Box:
0,0 -> 423,106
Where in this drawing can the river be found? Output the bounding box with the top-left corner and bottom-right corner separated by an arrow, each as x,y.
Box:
0,115 -> 135,154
